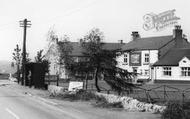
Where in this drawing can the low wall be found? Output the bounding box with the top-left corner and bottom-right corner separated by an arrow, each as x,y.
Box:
48,85 -> 66,96
96,93 -> 166,113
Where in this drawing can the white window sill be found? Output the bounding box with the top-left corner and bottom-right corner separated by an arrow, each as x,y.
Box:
180,76 -> 190,77
143,62 -> 149,65
162,75 -> 172,77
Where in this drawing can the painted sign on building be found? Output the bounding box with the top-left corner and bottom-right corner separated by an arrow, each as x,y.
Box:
129,52 -> 141,66
143,9 -> 180,31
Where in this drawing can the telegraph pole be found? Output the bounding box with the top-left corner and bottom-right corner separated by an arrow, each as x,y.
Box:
19,19 -> 31,85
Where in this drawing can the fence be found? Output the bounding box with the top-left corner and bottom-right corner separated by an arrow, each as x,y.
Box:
96,85 -> 190,105
45,76 -> 190,104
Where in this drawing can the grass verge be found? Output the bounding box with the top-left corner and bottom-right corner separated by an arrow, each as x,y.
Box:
51,90 -> 123,109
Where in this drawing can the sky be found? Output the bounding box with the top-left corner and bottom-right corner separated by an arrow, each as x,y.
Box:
0,0 -> 190,61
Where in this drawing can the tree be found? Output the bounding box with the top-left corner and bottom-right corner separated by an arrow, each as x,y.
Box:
25,52 -> 31,63
12,44 -> 21,83
80,28 -> 135,93
58,35 -> 73,74
34,49 -> 50,74
42,59 -> 50,74
35,50 -> 45,63
11,62 -> 15,68
45,28 -> 58,57
80,28 -> 104,92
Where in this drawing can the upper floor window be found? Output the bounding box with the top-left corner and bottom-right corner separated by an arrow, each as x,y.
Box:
124,54 -> 128,63
144,53 -> 150,63
181,67 -> 190,76
163,67 -> 172,76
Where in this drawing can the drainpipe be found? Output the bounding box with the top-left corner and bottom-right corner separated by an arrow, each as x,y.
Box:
148,50 -> 151,80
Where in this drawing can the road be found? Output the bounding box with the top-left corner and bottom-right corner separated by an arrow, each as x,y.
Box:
0,82 -> 79,119
0,80 -> 161,119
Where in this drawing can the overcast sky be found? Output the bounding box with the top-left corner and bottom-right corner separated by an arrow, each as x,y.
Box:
0,0 -> 190,61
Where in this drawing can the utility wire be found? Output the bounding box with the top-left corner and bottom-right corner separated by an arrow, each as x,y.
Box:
0,0 -> 99,31
32,0 -> 99,25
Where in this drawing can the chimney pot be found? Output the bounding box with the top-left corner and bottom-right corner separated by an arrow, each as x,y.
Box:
131,31 -> 140,41
118,40 -> 123,44
173,25 -> 182,38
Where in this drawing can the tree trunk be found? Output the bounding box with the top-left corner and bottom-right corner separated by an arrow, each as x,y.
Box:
94,68 -> 101,92
85,73 -> 88,90
48,73 -> 50,85
56,74 -> 59,86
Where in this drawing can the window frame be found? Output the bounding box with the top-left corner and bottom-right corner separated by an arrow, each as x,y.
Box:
181,67 -> 190,77
123,54 -> 128,64
144,53 -> 150,63
163,67 -> 172,76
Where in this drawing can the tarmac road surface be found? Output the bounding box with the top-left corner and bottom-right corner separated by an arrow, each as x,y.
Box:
0,80 -> 161,119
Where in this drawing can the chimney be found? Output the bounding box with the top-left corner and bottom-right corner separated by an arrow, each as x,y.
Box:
173,25 -> 183,48
173,25 -> 182,38
131,31 -> 140,41
118,40 -> 123,44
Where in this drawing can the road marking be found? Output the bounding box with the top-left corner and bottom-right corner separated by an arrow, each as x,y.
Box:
36,97 -> 58,105
6,108 -> 20,119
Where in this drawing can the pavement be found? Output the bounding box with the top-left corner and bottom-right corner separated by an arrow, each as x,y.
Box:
0,80 -> 161,119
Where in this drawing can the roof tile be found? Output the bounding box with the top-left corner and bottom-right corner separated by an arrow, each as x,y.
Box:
122,35 -> 173,51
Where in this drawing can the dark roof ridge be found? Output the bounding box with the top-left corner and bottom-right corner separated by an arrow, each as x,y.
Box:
122,35 -> 173,51
139,35 -> 172,40
159,47 -> 173,59
158,38 -> 175,50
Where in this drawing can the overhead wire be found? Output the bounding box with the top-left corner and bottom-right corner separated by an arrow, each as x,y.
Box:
32,0 -> 99,25
0,0 -> 99,31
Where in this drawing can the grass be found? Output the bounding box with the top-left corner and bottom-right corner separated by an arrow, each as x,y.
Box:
47,77 -> 190,105
51,89 -> 124,109
56,90 -> 98,101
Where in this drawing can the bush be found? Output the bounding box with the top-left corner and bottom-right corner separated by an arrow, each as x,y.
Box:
56,90 -> 99,101
55,90 -> 124,109
183,101 -> 190,110
161,102 -> 186,119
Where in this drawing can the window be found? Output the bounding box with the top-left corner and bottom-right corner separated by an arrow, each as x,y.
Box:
163,67 -> 172,76
124,54 -> 128,63
144,53 -> 149,63
144,70 -> 149,76
181,67 -> 190,76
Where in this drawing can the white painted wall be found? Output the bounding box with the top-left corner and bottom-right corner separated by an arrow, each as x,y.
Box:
155,66 -> 190,81
153,57 -> 190,81
117,50 -> 159,81
179,57 -> 190,67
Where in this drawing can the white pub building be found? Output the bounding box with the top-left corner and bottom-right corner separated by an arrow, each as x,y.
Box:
117,26 -> 190,83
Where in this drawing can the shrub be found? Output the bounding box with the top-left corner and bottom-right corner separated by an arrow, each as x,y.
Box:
56,90 -> 99,101
183,101 -> 190,110
74,90 -> 98,101
161,102 -> 186,119
55,90 -> 124,109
